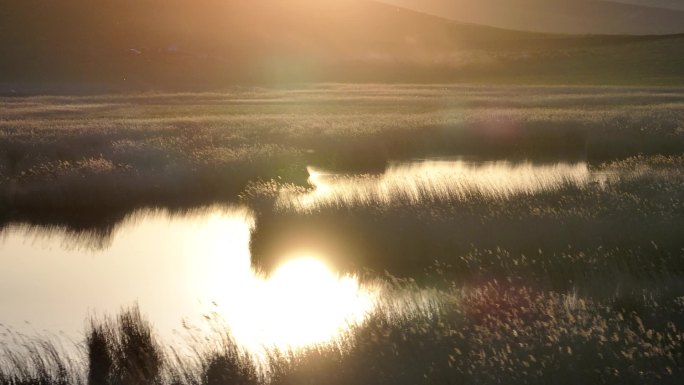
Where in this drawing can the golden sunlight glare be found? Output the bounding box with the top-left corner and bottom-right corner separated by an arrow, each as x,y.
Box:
191,213 -> 378,358
218,255 -> 377,357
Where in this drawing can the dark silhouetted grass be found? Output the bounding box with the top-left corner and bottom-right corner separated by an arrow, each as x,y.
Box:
2,282 -> 683,385
85,308 -> 164,385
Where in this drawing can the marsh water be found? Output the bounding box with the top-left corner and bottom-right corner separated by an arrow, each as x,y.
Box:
0,206 -> 383,356
0,159 -> 621,358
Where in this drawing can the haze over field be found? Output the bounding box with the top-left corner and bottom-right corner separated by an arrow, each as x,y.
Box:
1,0 -> 683,92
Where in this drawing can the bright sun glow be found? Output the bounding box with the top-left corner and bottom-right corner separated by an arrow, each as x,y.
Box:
262,257 -> 375,346
0,207 -> 380,366
217,256 -> 377,358
195,218 -> 378,360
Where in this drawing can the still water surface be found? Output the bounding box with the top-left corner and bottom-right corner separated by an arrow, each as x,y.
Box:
1,160 -> 619,357
0,207 -> 378,357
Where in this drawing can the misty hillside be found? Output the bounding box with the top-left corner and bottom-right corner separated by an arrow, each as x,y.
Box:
381,0 -> 684,35
1,0 -> 683,91
612,0 -> 684,11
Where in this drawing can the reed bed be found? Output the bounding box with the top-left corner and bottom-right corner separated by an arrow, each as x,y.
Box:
2,280 -> 683,385
2,85 -> 684,225
2,86 -> 683,384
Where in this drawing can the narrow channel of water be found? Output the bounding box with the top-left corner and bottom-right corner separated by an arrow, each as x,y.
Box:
2,160 -> 622,359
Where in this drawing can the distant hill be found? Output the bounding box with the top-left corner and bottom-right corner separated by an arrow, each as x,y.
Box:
0,0 -> 683,92
612,0 -> 684,11
380,0 -> 684,35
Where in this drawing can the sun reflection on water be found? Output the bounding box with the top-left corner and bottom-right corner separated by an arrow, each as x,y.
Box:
219,257 -> 376,356
0,207 -> 379,362
173,210 -> 379,358
1,160 -> 630,361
